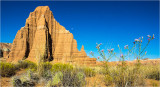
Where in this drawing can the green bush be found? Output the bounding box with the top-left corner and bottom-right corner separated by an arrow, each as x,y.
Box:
38,63 -> 74,81
49,63 -> 86,87
104,74 -> 113,86
42,62 -> 53,71
16,60 -> 37,70
62,70 -> 86,87
12,70 -> 38,87
46,69 -> 86,87
0,62 -> 16,77
51,63 -> 73,73
46,71 -> 63,87
81,67 -> 96,77
39,62 -> 53,79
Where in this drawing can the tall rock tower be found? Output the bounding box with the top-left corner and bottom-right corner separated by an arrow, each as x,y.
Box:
8,6 -> 96,65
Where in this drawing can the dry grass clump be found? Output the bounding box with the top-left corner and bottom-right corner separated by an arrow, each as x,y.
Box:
0,62 -> 16,77
109,65 -> 145,86
51,63 -> 74,74
36,62 -> 53,79
144,65 -> 160,80
80,67 -> 96,77
15,60 -> 37,70
0,60 -> 37,77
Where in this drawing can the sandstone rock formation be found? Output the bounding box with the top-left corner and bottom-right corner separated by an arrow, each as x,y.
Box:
7,6 -> 96,65
0,43 -> 12,49
0,43 -> 12,58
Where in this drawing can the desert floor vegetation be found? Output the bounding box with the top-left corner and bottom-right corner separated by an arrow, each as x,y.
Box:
0,60 -> 159,87
0,34 -> 159,87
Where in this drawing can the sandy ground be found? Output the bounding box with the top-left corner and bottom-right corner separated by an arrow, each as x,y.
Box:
0,69 -> 26,87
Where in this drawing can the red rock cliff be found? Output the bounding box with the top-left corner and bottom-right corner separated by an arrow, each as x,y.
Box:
8,6 -> 96,65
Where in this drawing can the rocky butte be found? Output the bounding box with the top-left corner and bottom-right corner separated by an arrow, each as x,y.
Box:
7,6 -> 96,66
0,43 -> 12,58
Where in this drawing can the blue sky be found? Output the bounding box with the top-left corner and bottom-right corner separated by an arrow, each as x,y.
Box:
1,1 -> 159,61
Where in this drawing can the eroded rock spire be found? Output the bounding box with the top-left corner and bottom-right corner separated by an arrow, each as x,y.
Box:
8,6 -> 96,66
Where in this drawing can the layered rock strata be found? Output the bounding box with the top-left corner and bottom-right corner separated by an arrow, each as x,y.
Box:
7,6 -> 96,65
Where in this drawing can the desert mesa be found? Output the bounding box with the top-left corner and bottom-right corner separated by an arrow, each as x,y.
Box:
6,6 -> 96,65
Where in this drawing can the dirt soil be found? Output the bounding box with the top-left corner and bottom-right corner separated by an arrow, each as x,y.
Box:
0,69 -> 26,87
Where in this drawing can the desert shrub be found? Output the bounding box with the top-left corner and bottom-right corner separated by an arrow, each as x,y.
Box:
147,70 -> 160,80
12,77 -> 35,87
104,74 -> 113,86
98,63 -> 110,75
149,79 -> 159,86
48,63 -> 86,86
62,70 -> 86,87
39,62 -> 53,80
16,60 -> 37,70
81,67 -> 96,77
46,71 -> 63,87
12,70 -> 38,87
51,63 -> 73,73
52,71 -> 63,85
36,62 -> 53,79
128,66 -> 146,86
145,65 -> 160,80
46,69 -> 86,87
109,65 -> 145,87
0,62 -> 16,77
37,62 -> 73,81
42,62 -> 53,71
41,69 -> 53,80
12,77 -> 22,87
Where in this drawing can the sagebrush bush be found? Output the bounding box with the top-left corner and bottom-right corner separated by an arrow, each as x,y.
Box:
51,63 -> 73,73
61,70 -> 86,87
16,60 -> 37,70
46,71 -> 63,86
36,62 -> 86,86
42,62 -> 53,71
81,67 -> 96,77
39,62 -> 53,79
0,62 -> 16,77
12,70 -> 38,87
49,63 -> 86,86
38,63 -> 73,80
12,77 -> 22,87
